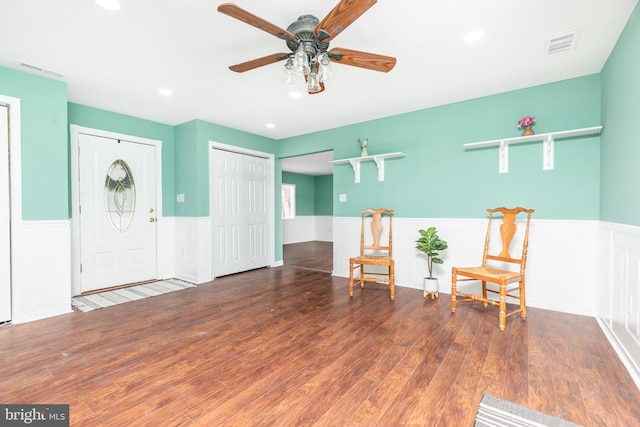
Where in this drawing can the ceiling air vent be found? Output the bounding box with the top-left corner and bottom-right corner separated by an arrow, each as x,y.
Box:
18,62 -> 66,79
546,30 -> 580,56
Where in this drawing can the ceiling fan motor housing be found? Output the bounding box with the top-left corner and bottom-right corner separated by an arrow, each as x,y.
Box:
286,15 -> 329,57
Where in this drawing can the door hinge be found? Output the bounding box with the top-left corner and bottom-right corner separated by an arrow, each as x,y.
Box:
80,264 -> 82,273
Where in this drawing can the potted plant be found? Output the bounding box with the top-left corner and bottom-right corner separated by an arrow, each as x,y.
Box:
416,227 -> 448,298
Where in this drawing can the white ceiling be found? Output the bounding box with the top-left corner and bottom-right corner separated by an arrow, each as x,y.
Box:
1,0 -> 637,146
281,150 -> 334,175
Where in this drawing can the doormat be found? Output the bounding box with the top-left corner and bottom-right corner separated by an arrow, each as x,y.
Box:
71,279 -> 196,312
475,393 -> 582,427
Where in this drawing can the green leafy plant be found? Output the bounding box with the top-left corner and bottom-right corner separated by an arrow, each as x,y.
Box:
416,227 -> 448,279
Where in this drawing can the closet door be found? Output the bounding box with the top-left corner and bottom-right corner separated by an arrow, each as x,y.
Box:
245,155 -> 269,270
211,148 -> 270,277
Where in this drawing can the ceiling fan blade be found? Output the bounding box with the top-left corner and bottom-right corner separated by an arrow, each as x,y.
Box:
329,48 -> 396,72
218,3 -> 295,43
229,53 -> 289,73
314,0 -> 377,41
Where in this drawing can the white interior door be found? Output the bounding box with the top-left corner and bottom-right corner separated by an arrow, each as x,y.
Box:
246,155 -> 269,270
0,105 -> 10,322
212,148 -> 269,277
79,134 -> 157,292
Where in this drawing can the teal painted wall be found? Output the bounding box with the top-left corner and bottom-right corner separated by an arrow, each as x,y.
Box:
315,175 -> 333,215
282,172 -> 315,215
174,120 -> 198,217
68,103 -> 176,216
0,67 -> 69,220
279,75 -> 601,219
601,3 -> 640,226
281,172 -> 333,216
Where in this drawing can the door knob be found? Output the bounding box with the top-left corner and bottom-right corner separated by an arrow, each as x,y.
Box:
149,218 -> 156,222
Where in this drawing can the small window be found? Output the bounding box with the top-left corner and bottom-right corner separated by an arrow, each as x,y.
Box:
281,184 -> 296,219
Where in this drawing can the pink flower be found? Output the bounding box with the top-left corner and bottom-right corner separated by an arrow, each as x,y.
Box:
517,116 -> 536,128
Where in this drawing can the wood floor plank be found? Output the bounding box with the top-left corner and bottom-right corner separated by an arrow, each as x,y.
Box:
0,242 -> 639,426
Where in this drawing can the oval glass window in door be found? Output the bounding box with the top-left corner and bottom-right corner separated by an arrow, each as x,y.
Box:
104,159 -> 136,232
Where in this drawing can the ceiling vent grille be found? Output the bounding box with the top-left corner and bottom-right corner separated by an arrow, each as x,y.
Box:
18,62 -> 66,79
547,30 -> 580,56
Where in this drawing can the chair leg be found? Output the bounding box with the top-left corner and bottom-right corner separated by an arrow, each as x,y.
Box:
482,281 -> 488,307
499,283 -> 507,331
389,262 -> 395,301
520,279 -> 527,320
359,264 -> 365,288
349,259 -> 354,296
451,269 -> 457,313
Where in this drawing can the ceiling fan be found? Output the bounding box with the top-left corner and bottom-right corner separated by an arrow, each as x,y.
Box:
217,0 -> 397,94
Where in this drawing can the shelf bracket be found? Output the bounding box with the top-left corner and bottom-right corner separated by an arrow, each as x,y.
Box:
373,155 -> 386,181
348,159 -> 361,183
499,140 -> 508,174
543,134 -> 555,170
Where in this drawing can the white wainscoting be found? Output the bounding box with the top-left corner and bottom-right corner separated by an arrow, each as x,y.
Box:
333,216 -> 599,316
15,221 -> 72,323
174,216 -> 212,284
598,222 -> 640,389
283,215 -> 333,244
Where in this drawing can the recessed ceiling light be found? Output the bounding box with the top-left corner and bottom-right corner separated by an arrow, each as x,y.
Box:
265,123 -> 275,128
464,30 -> 485,43
289,91 -> 302,99
95,0 -> 121,11
158,88 -> 173,96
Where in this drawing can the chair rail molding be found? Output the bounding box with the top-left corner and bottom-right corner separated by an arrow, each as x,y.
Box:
464,126 -> 602,173
329,152 -> 405,183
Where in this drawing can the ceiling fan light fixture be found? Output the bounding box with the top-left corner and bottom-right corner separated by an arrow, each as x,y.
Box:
293,50 -> 310,76
283,59 -> 296,86
307,67 -> 322,93
318,56 -> 332,82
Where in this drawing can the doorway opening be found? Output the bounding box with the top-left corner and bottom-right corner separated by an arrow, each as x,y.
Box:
281,150 -> 334,273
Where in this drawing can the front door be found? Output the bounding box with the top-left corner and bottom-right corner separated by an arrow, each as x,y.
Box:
79,133 -> 157,292
0,105 -> 10,322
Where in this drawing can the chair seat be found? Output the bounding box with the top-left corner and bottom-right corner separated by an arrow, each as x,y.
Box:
351,254 -> 393,263
455,266 -> 521,283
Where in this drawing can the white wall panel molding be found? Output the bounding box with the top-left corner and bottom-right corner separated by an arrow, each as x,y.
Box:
17,220 -> 72,323
283,215 -> 334,244
598,221 -> 640,390
174,216 -> 211,284
283,216 -> 316,244
314,216 -> 333,242
333,217 -> 598,316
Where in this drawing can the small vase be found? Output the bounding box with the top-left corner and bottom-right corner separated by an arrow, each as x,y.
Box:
361,148 -> 368,157
522,125 -> 534,136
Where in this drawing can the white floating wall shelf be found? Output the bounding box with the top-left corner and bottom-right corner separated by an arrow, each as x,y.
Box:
329,152 -> 406,183
464,126 -> 603,173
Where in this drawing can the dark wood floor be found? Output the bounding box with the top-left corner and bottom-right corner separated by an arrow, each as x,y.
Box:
1,244 -> 639,426
283,241 -> 333,273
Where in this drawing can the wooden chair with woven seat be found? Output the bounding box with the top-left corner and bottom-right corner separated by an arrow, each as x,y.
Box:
349,208 -> 395,300
451,207 -> 534,330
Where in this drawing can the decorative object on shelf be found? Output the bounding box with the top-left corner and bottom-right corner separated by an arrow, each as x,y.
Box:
358,138 -> 368,157
416,227 -> 448,299
517,115 -> 536,136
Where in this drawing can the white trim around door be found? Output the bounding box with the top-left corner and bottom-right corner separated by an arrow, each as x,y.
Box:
70,125 -> 164,296
0,95 -> 22,323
